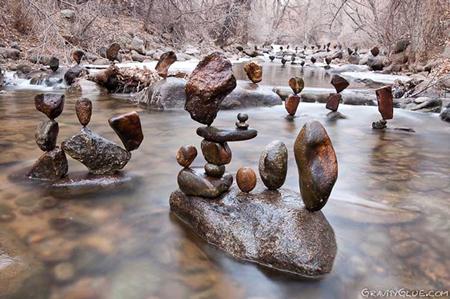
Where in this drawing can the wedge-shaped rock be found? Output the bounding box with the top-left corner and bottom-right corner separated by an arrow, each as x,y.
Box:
62,127 -> 131,174
155,51 -> 177,78
28,147 -> 68,180
330,75 -> 349,93
170,187 -> 337,277
294,121 -> 338,211
185,52 -> 236,125
177,167 -> 232,198
108,111 -> 143,151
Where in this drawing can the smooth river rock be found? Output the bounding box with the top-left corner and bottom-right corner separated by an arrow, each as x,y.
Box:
285,94 -> 300,116
176,145 -> 197,168
236,167 -> 257,193
243,61 -> 262,83
35,119 -> 59,151
169,187 -> 337,277
201,140 -> 232,165
375,86 -> 393,120
108,111 -> 144,151
28,147 -> 68,180
259,140 -> 288,190
185,52 -> 237,125
34,94 -> 65,119
177,167 -> 233,198
197,126 -> 257,143
75,98 -> 92,127
62,127 -> 131,174
294,121 -> 338,211
155,51 -> 177,78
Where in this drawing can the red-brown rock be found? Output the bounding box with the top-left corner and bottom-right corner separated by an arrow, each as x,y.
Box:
106,43 -> 121,62
155,51 -> 177,78
75,98 -> 92,127
243,61 -> 262,83
285,94 -> 300,116
376,86 -> 394,120
34,94 -> 65,119
371,46 -> 380,57
201,140 -> 232,165
72,49 -> 84,65
108,111 -> 144,151
176,145 -> 197,168
185,52 -> 237,125
330,75 -> 349,93
289,77 -> 304,95
236,167 -> 257,193
325,93 -> 342,111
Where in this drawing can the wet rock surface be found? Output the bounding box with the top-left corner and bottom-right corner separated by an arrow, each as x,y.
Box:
243,61 -> 262,83
64,65 -> 85,86
108,111 -> 143,151
62,127 -> 131,174
294,121 -> 338,211
170,187 -> 337,277
34,94 -> 65,119
75,98 -> 92,127
201,140 -> 232,165
28,147 -> 68,180
185,52 -> 236,125
155,51 -> 177,78
204,163 -> 225,178
0,229 -> 50,299
259,141 -> 288,190
35,120 -> 59,151
197,126 -> 257,143
177,167 -> 233,198
220,84 -> 282,109
236,167 -> 257,193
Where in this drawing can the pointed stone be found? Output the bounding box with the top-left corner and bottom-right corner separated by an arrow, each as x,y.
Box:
288,77 -> 304,94
285,94 -> 300,116
108,111 -> 143,151
75,98 -> 92,127
294,121 -> 338,211
325,93 -> 342,111
330,75 -> 349,93
185,52 -> 236,125
28,147 -> 68,180
155,51 -> 177,78
243,61 -> 263,83
259,141 -> 288,190
176,145 -> 197,168
376,86 -> 393,120
35,120 -> 59,151
34,94 -> 65,119
236,167 -> 257,193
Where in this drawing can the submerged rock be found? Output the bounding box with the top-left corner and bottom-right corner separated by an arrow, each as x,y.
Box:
35,120 -> 59,151
294,121 -> 338,211
108,111 -> 144,151
177,167 -> 233,198
259,140 -> 288,190
28,147 -> 68,180
62,127 -> 131,174
155,51 -> 177,78
185,52 -> 236,125
34,94 -> 65,119
243,61 -> 263,83
170,187 -> 337,277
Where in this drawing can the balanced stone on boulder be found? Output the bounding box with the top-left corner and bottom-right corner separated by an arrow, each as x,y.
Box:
176,145 -> 197,168
285,94 -> 300,116
197,126 -> 257,143
201,140 -> 232,165
243,61 -> 263,83
75,98 -> 92,127
259,140 -> 288,190
289,77 -> 304,95
376,86 -> 394,120
108,111 -> 144,151
185,52 -> 237,125
294,121 -> 338,211
35,120 -> 59,151
62,127 -> 131,174
28,147 -> 68,180
155,51 -> 177,78
34,94 -> 65,119
330,75 -> 349,93
236,167 -> 257,193
177,167 -> 233,198
169,187 -> 337,277
204,163 -> 225,178
325,93 -> 342,111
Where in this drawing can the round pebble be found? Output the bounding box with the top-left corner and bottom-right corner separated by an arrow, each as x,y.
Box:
204,163 -> 225,178
236,167 -> 257,193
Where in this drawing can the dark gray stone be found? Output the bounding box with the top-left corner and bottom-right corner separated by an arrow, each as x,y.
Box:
221,84 -> 282,110
440,108 -> 450,122
35,120 -> 59,151
259,140 -> 288,190
177,167 -> 233,198
170,187 -> 337,277
28,147 -> 68,180
204,163 -> 226,178
197,126 -> 257,143
62,127 -> 131,174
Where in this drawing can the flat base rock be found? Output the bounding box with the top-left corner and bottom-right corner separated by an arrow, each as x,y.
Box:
170,186 -> 337,277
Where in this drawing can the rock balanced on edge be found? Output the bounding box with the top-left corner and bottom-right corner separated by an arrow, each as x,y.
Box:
285,77 -> 304,118
372,85 -> 394,130
325,74 -> 350,120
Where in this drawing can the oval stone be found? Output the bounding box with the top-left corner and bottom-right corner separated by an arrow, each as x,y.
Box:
108,111 -> 144,151
204,163 -> 225,178
75,98 -> 92,127
259,140 -> 288,190
294,121 -> 338,211
236,167 -> 257,193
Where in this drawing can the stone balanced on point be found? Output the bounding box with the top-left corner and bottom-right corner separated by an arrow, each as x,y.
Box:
284,77 -> 304,119
325,74 -> 350,120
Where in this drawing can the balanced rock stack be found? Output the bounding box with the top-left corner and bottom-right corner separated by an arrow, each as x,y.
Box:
372,86 -> 394,130
28,94 -> 68,180
175,52 -> 258,198
325,74 -> 349,120
243,61 -> 263,84
259,140 -> 288,190
284,77 -> 304,118
62,98 -> 143,174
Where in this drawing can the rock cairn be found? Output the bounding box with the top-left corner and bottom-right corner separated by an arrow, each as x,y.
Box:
326,74 -> 349,120
176,52 -> 258,198
28,94 -> 68,180
372,86 -> 394,129
284,77 -> 304,119
62,98 -> 143,174
243,61 -> 263,84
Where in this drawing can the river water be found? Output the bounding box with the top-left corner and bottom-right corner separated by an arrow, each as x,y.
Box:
0,64 -> 449,299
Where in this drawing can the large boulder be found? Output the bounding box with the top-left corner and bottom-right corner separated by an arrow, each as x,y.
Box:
220,84 -> 281,109
0,229 -> 50,299
185,52 -> 236,125
130,36 -> 145,55
170,187 -> 337,277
